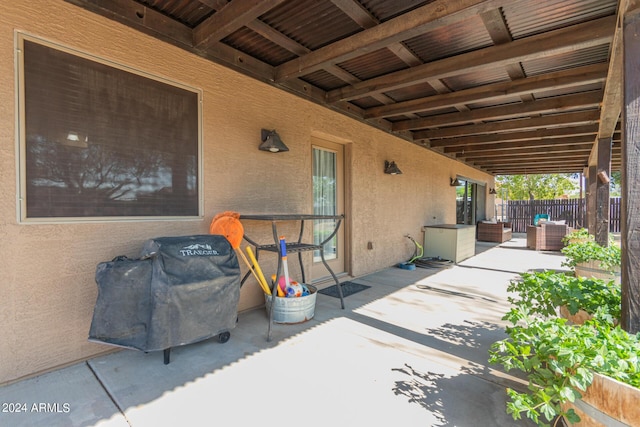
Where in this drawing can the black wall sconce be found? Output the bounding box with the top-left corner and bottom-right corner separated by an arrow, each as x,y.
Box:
450,177 -> 461,186
489,188 -> 497,194
384,160 -> 402,175
259,129 -> 289,152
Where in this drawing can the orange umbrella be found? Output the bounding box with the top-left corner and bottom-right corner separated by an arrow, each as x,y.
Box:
210,211 -> 270,294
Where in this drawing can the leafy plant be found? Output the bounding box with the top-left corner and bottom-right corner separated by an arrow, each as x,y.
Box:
491,266 -> 634,426
490,308 -> 640,426
561,228 -> 591,245
560,229 -> 621,273
506,270 -> 621,321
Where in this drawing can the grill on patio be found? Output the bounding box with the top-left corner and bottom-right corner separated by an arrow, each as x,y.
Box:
89,235 -> 241,364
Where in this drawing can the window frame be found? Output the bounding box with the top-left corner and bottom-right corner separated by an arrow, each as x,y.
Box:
15,33 -> 204,224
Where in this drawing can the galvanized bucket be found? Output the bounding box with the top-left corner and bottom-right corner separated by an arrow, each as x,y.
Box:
264,284 -> 317,324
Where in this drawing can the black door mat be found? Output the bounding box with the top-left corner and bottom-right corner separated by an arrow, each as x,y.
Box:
318,282 -> 371,298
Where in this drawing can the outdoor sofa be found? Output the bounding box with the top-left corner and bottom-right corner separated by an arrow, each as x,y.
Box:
477,220 -> 512,243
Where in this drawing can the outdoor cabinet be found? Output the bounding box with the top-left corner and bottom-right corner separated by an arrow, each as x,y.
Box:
422,224 -> 476,263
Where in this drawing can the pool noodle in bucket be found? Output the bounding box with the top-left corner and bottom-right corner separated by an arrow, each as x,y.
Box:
279,236 -> 291,296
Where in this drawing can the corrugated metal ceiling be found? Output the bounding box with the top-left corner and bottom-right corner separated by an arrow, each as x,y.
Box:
503,0 -> 616,39
63,0 -> 623,175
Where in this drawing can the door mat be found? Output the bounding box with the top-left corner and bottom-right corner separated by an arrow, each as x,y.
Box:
318,282 -> 371,298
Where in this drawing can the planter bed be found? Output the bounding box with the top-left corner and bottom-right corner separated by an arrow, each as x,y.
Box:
562,372 -> 640,426
575,260 -> 621,284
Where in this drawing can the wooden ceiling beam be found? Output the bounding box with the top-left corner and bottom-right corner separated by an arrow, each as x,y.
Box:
193,0 -> 286,48
199,11 -> 394,129
63,0 -> 193,45
480,8 -> 512,44
492,164 -> 586,169
62,0 -> 400,143
472,155 -> 590,165
327,0 -> 422,114
428,124 -> 601,148
478,163 -> 589,174
597,0 -> 632,140
327,0 -> 459,118
480,8 -> 535,103
365,63 -> 607,119
328,0 -> 427,115
587,0 -> 638,171
457,144 -> 594,158
394,90 -> 603,132
459,143 -> 596,156
246,19 -> 308,56
413,110 -> 601,140
62,0 -> 619,176
328,0 -> 426,73
61,0 -> 279,84
244,17 -> 393,105
274,0 -> 511,82
329,0 -> 377,28
470,155 -> 590,164
467,159 -> 590,171
489,162 -> 587,169
488,163 -> 587,173
469,147 -> 619,163
195,0 -> 400,110
198,0 -> 230,9
492,171 -> 584,175
327,15 -> 615,103
445,136 -> 595,153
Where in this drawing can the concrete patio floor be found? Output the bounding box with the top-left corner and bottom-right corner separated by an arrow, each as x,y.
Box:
0,234 -> 568,427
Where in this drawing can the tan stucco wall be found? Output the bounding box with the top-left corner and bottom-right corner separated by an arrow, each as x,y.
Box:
0,0 -> 494,385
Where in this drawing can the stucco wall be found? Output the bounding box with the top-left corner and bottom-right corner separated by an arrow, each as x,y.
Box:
0,0 -> 494,385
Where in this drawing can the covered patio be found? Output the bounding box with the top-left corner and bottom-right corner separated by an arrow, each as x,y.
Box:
2,0 -> 640,410
0,237 -> 565,426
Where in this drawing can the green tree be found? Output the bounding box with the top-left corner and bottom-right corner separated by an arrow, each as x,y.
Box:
496,174 -> 578,200
610,171 -> 621,197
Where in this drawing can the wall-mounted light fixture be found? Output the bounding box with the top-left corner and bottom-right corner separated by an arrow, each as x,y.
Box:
259,129 -> 289,152
450,177 -> 461,186
384,160 -> 402,175
489,188 -> 497,194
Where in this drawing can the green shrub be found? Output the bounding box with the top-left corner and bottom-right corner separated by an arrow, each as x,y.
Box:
491,267 -> 633,426
561,229 -> 621,273
561,228 -> 592,244
490,309 -> 640,426
506,270 -> 621,321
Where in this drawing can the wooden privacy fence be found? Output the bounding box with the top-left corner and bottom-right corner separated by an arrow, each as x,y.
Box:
498,198 -> 621,233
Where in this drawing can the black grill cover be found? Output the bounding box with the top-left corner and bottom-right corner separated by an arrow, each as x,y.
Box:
89,235 -> 240,352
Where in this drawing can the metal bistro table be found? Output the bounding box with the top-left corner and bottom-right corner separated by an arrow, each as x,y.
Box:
240,214 -> 345,340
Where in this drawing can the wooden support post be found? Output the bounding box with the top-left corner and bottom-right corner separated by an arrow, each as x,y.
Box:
586,164 -> 597,236
579,171 -> 585,227
622,8 -> 640,333
595,138 -> 611,246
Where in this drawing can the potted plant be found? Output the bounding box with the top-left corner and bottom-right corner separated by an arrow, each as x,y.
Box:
562,228 -> 591,245
505,270 -> 621,322
489,310 -> 640,426
561,229 -> 621,283
489,271 -> 638,426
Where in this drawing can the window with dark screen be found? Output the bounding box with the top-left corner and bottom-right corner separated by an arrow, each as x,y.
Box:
18,35 -> 202,221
